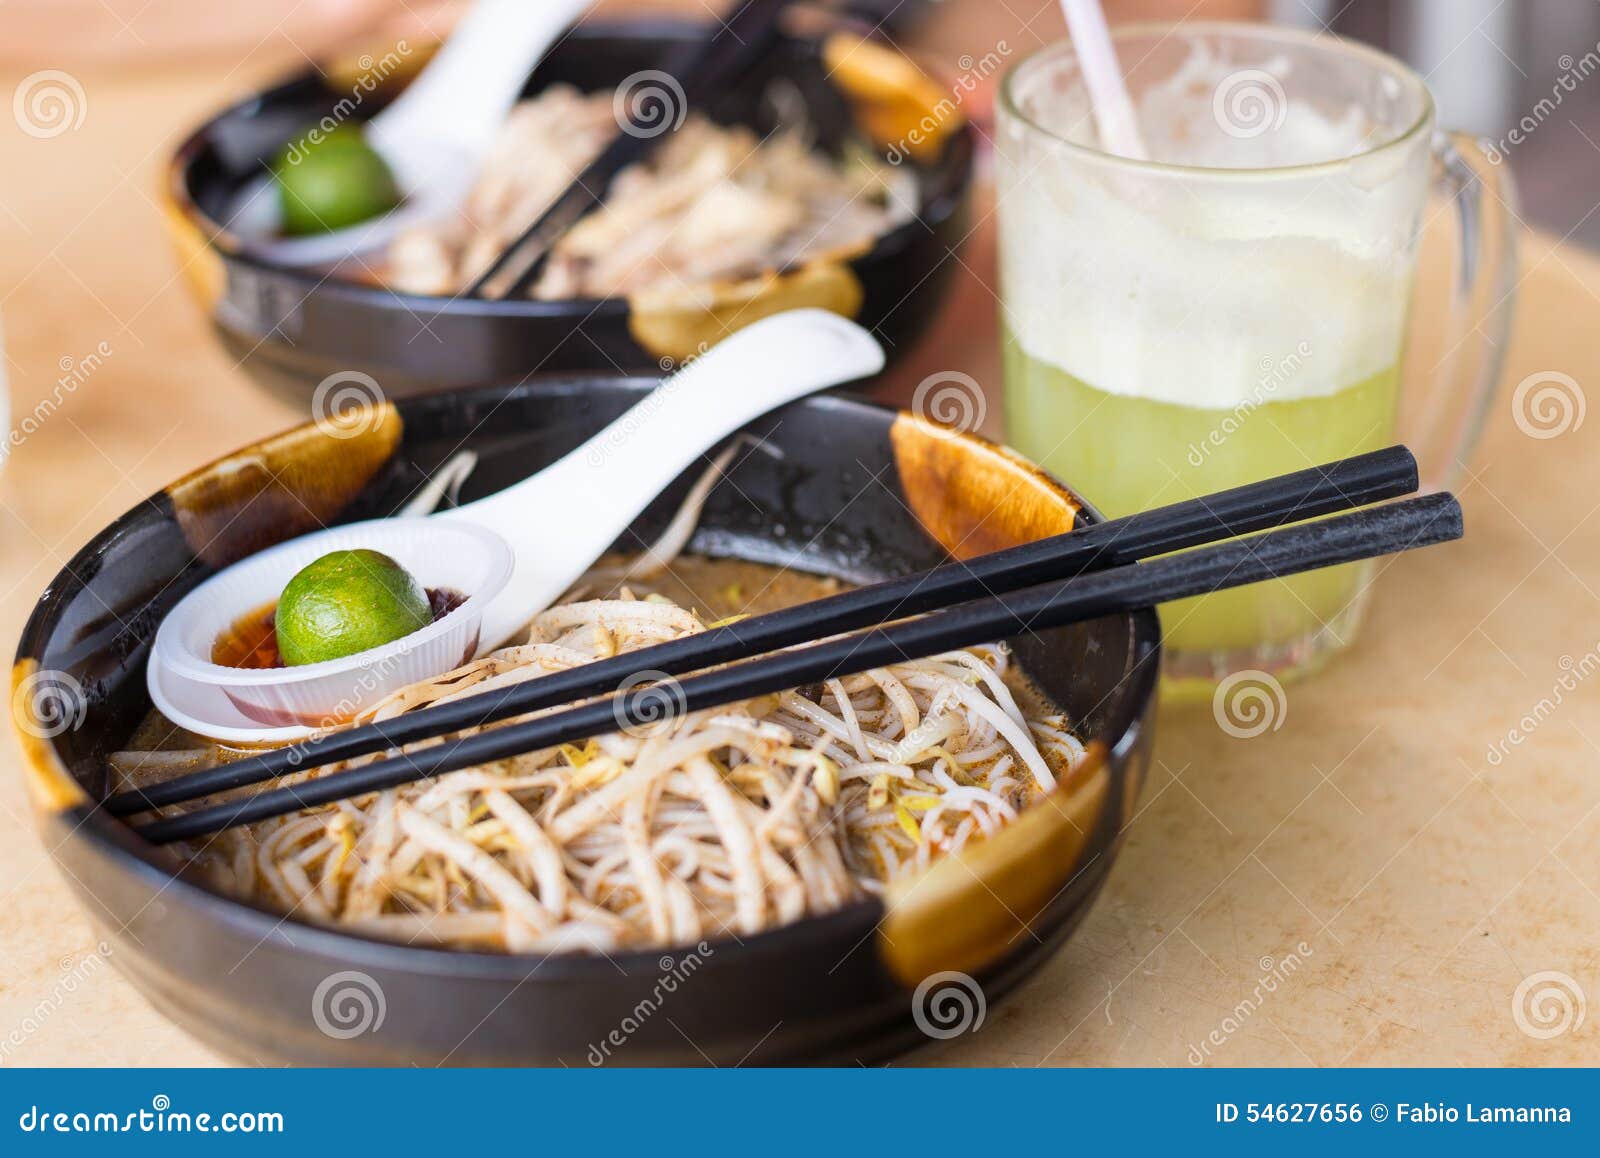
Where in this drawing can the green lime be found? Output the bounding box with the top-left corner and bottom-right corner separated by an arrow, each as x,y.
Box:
273,124 -> 401,236
274,549 -> 432,666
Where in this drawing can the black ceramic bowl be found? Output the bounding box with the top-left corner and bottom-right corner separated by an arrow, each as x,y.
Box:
14,382 -> 1158,1065
165,19 -> 975,405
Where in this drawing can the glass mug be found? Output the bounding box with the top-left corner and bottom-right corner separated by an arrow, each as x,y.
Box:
996,22 -> 1515,696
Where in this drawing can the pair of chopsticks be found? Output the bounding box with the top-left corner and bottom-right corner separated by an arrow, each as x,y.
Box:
467,0 -> 793,299
116,446 -> 1460,845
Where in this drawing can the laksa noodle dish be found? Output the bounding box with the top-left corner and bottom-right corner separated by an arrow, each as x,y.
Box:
112,543 -> 1093,955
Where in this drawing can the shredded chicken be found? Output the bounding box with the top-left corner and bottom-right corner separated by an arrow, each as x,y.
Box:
387,85 -> 916,299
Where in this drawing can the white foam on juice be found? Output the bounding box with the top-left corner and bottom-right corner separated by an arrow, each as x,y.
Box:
998,42 -> 1429,411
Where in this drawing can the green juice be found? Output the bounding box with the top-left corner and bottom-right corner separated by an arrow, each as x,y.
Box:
1003,327 -> 1402,668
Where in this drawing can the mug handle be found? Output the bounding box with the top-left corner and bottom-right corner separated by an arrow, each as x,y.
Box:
1402,131 -> 1520,489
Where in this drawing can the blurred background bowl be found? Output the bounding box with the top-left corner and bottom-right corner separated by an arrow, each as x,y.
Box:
164,18 -> 976,407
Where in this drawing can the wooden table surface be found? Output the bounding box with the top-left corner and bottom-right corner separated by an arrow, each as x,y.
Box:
3,36 -> 1598,1068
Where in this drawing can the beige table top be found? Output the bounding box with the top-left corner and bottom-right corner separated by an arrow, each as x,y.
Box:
2,47 -> 1598,1069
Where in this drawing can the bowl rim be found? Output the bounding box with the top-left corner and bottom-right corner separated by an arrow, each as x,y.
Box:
166,16 -> 977,317
17,381 -> 1161,981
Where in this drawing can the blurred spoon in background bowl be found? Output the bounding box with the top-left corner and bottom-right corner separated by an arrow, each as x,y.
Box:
226,0 -> 591,267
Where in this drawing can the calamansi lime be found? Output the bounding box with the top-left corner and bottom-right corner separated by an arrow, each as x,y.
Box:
273,125 -> 401,236
274,549 -> 432,666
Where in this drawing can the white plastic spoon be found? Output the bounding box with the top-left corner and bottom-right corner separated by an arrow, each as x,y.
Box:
147,309 -> 886,744
226,0 -> 590,267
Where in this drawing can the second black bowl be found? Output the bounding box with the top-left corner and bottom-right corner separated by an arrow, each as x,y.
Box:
166,19 -> 975,406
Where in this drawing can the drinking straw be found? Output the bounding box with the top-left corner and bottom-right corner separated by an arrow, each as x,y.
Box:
1060,0 -> 1148,160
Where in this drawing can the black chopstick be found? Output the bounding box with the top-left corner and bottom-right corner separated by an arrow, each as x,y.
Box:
132,490 -> 1461,844
466,0 -> 793,299
105,447 -> 1418,819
